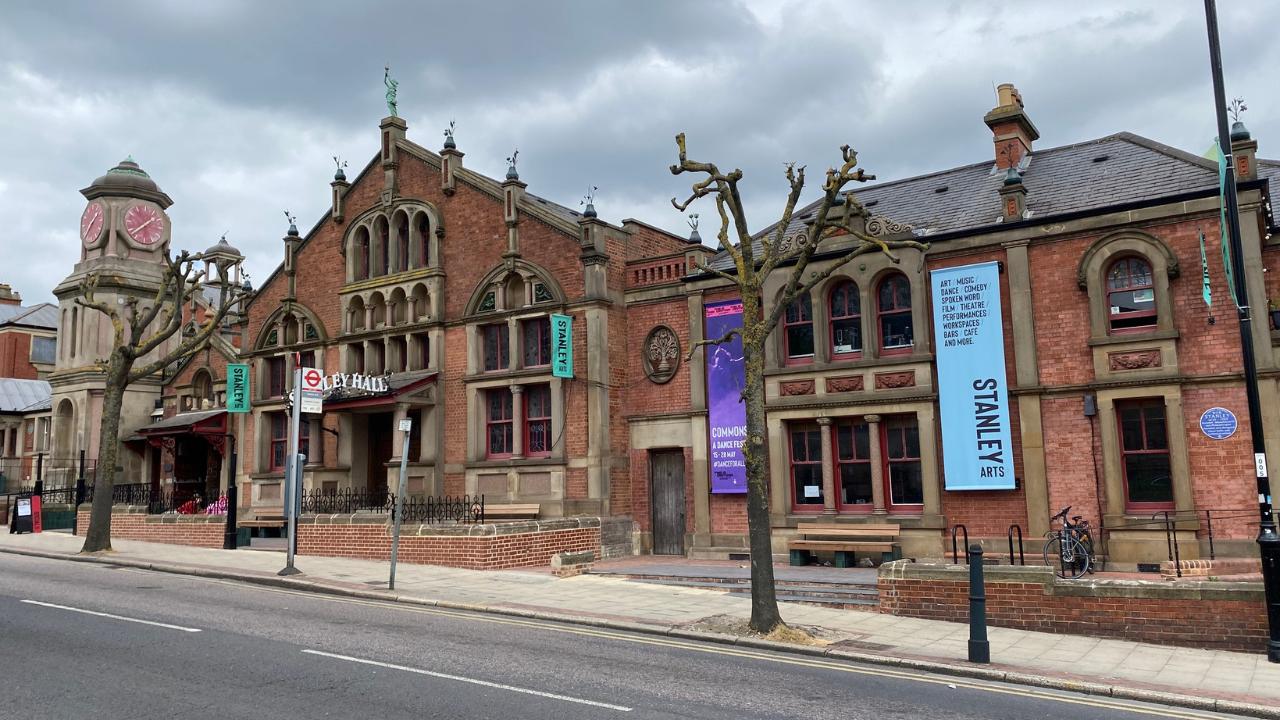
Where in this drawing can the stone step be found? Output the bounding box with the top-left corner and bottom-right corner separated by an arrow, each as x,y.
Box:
596,571 -> 875,592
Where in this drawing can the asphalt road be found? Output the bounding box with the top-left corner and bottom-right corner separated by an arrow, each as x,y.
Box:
0,553 -> 1252,720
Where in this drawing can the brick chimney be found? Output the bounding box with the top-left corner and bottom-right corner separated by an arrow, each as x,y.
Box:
984,83 -> 1040,170
0,283 -> 20,306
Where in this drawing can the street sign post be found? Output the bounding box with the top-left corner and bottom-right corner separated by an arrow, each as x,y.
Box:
227,363 -> 251,413
300,366 -> 324,415
388,416 -> 413,590
279,364 -> 305,577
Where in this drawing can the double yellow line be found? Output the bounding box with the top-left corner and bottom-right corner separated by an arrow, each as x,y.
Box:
152,570 -> 1228,720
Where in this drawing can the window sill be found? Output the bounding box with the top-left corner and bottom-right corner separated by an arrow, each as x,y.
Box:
765,351 -> 932,377
466,457 -> 565,470
465,367 -> 558,383
1088,328 -> 1178,346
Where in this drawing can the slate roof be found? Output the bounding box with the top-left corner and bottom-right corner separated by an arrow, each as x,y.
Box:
1261,159 -> 1280,204
0,378 -> 52,414
0,302 -> 58,329
711,132 -> 1272,272
139,408 -> 224,432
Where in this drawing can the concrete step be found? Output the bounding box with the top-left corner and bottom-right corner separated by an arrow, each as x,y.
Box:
598,571 -> 875,591
621,577 -> 879,608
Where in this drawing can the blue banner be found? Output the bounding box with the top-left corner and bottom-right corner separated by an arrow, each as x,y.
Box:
704,299 -> 747,493
931,262 -> 1016,490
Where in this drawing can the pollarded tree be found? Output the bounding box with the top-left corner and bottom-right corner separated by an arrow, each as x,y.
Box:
672,134 -> 927,633
78,246 -> 247,553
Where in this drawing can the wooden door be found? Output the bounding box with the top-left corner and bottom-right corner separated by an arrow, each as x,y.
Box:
366,413 -> 393,496
650,449 -> 686,555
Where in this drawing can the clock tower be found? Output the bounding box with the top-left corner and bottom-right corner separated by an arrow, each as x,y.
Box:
49,158 -> 178,477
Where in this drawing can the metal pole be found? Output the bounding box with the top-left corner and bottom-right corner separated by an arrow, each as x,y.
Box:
388,419 -> 412,590
968,544 -> 989,664
73,450 -> 86,536
223,436 -> 238,550
1204,0 -> 1280,662
279,365 -> 303,576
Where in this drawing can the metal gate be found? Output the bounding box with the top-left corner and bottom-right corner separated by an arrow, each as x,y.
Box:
650,449 -> 686,555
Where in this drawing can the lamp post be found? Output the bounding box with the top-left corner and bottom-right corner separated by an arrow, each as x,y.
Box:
1203,0 -> 1280,662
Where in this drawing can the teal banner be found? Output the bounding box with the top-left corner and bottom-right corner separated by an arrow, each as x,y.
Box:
1216,139 -> 1239,308
931,262 -> 1016,490
227,363 -> 251,413
551,314 -> 573,378
1199,229 -> 1212,307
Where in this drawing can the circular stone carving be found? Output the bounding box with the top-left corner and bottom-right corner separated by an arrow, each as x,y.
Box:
642,325 -> 681,384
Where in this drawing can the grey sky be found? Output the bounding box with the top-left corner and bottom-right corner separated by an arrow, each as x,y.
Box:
1,1 -> 1276,304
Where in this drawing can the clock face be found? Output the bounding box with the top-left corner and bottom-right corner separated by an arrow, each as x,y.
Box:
80,202 -> 105,245
123,203 -> 166,246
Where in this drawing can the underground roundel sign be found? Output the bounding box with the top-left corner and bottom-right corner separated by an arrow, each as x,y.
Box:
300,367 -> 324,414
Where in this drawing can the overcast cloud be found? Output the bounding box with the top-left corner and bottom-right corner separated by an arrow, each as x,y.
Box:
1,0 -> 1276,304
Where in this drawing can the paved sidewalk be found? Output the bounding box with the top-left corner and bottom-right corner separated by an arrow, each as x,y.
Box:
4,531 -> 1278,715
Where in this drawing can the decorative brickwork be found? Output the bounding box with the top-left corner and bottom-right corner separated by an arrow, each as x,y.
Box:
779,379 -> 815,396
1108,349 -> 1162,371
73,508 -> 225,549
873,371 -> 915,390
825,375 -> 863,393
878,561 -> 1266,651
295,515 -> 600,569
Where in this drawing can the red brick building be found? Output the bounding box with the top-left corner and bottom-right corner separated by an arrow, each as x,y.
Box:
61,84 -> 1280,568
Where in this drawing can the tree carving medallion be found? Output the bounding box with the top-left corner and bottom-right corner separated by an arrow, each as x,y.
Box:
643,325 -> 681,384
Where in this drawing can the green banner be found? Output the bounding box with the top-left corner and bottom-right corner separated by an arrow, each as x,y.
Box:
1199,229 -> 1212,307
1216,138 -> 1240,309
227,363 -> 251,413
551,314 -> 573,378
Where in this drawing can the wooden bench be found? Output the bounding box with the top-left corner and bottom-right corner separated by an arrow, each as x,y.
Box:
239,508 -> 287,536
788,523 -> 902,567
483,503 -> 540,521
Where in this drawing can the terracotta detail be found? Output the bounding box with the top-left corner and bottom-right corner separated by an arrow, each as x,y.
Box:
874,371 -> 916,389
825,375 -> 864,393
1108,349 -> 1162,371
642,325 -> 681,384
779,379 -> 815,396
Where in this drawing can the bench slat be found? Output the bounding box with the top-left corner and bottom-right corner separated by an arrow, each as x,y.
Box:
797,523 -> 900,533
797,529 -> 898,537
789,540 -> 897,552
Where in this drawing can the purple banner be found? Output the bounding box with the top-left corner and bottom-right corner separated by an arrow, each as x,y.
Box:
705,299 -> 747,493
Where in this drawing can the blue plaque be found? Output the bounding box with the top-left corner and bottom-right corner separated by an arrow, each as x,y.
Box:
1199,407 -> 1237,440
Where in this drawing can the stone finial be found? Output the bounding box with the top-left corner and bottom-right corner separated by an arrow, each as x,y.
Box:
332,156 -> 348,182
580,185 -> 598,219
443,120 -> 456,149
505,149 -> 520,181
688,213 -> 702,243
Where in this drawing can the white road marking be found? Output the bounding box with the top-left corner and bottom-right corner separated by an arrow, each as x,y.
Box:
302,648 -> 632,712
20,600 -> 202,633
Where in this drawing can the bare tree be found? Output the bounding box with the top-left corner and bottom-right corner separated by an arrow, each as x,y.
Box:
77,249 -> 246,553
671,133 -> 927,633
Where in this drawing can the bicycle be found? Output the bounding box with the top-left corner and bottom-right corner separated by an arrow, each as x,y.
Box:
1044,506 -> 1095,579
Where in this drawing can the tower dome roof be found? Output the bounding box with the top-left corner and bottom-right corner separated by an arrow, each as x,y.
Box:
81,156 -> 174,207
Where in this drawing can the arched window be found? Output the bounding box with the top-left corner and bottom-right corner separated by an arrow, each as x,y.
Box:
1106,257 -> 1156,332
376,217 -> 390,276
829,281 -> 861,358
416,212 -> 431,268
192,371 -> 213,409
877,274 -> 913,353
782,293 -> 814,363
395,212 -> 409,273
354,227 -> 370,280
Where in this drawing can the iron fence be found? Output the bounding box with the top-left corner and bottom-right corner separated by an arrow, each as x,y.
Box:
298,488 -> 485,524
0,455 -> 98,491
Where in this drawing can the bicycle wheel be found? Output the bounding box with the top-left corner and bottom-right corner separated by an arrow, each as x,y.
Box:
1043,535 -> 1091,579
1076,528 -> 1098,574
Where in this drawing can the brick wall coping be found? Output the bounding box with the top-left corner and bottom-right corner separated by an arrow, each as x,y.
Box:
297,514 -> 602,537
879,560 -> 1264,602
77,506 -> 225,523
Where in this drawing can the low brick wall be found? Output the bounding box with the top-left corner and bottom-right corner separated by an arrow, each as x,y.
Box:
74,507 -> 226,549
878,561 -> 1267,651
296,515 -> 601,570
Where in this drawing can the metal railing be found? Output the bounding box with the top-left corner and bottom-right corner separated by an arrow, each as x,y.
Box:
1102,507 -> 1258,578
950,524 -> 970,565
298,488 -> 485,525
1007,524 -> 1025,566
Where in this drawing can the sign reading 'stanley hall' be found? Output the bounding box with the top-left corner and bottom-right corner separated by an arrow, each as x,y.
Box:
930,262 -> 1015,491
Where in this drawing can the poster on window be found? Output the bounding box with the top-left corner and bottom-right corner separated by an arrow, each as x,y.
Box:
931,262 -> 1015,490
705,299 -> 748,494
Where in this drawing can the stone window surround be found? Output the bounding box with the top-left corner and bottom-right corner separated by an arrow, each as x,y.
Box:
341,280 -> 438,335
762,247 -> 931,371
1095,384 -> 1194,528
343,202 -> 442,283
1077,229 -> 1179,341
343,328 -> 440,375
465,309 -> 563,378
253,302 -> 328,352
766,400 -> 942,528
464,374 -> 567,465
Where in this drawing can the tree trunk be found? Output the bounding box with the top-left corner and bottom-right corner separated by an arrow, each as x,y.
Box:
741,311 -> 783,633
80,353 -> 130,553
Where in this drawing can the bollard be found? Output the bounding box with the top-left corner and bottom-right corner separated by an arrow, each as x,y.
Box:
968,543 -> 990,664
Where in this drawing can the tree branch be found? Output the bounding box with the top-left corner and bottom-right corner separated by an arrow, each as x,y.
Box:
760,163 -> 806,274
684,327 -> 741,362
691,259 -> 740,284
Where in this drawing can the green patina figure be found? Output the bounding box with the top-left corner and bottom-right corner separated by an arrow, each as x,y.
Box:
384,65 -> 399,117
